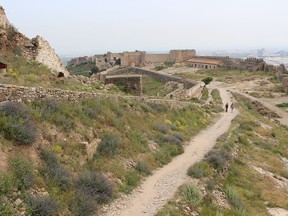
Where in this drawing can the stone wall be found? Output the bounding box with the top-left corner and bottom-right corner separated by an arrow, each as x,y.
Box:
0,83 -> 192,109
120,49 -> 196,66
145,54 -> 170,64
105,75 -> 142,95
121,51 -> 146,67
172,82 -> 203,99
107,67 -> 202,99
169,49 -> 196,62
108,67 -> 189,84
68,49 -> 196,68
0,7 -> 10,29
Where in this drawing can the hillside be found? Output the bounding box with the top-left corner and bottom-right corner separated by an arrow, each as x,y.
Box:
1,5 -> 288,216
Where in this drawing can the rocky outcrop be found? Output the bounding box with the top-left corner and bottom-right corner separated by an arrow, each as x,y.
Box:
0,6 -> 10,29
30,36 -> 69,77
0,7 -> 69,77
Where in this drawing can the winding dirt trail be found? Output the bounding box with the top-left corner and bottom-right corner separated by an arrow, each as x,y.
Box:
101,86 -> 238,216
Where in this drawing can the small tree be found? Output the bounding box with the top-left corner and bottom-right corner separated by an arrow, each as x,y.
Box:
202,77 -> 213,87
90,66 -> 99,74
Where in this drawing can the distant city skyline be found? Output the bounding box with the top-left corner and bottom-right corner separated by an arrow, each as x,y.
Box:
1,0 -> 288,55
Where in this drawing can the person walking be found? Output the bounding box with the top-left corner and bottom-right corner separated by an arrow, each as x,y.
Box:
225,102 -> 229,112
230,103 -> 234,113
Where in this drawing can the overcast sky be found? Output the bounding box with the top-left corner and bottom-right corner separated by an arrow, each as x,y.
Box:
1,0 -> 288,56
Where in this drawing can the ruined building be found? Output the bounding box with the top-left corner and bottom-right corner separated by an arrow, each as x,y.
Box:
0,7 -> 69,77
68,49 -> 196,69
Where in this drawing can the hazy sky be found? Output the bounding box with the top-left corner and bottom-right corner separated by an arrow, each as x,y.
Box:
1,0 -> 288,55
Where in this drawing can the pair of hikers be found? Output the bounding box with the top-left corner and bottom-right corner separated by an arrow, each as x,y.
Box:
225,102 -> 234,113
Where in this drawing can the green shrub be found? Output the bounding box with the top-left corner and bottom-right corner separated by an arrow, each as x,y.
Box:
187,162 -> 209,179
153,122 -> 169,134
0,198 -> 13,216
205,150 -> 230,171
211,105 -> 225,113
31,100 -> 75,132
97,133 -> 122,157
202,77 -> 213,86
55,115 -> 75,132
200,87 -> 209,101
27,195 -> 59,216
121,171 -> 140,194
164,61 -> 175,67
172,133 -> 184,142
76,171 -> 113,203
0,102 -> 37,144
276,102 -> 288,108
180,184 -> 203,208
225,185 -> 246,211
136,161 -> 151,175
154,144 -> 183,165
40,149 -> 71,190
238,135 -> 249,146
90,66 -> 99,74
205,179 -> 216,191
148,103 -> 168,113
10,156 -> 34,189
155,65 -> 165,71
73,194 -> 97,216
0,174 -> 14,195
211,89 -> 222,104
157,134 -> 182,146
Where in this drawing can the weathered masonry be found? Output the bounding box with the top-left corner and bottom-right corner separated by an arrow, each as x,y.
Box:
68,49 -> 196,68
105,75 -> 142,95
107,67 -> 203,99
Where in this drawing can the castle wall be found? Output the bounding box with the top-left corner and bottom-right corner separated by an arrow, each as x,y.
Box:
169,49 -> 196,62
145,54 -> 170,63
121,51 -> 146,67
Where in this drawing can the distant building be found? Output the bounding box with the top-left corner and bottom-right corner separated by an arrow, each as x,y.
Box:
186,57 -> 224,69
0,62 -> 7,73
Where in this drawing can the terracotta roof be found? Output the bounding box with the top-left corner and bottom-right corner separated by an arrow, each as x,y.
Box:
188,58 -> 223,65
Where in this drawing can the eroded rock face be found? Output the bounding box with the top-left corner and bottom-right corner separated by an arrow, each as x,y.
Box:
0,7 -> 69,77
0,7 -> 10,29
31,36 -> 69,77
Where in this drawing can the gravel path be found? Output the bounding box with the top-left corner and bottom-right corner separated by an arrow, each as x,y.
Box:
101,86 -> 238,216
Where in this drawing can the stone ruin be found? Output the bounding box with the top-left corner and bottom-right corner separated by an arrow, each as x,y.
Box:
0,7 -> 69,77
105,75 -> 142,95
67,49 -> 196,69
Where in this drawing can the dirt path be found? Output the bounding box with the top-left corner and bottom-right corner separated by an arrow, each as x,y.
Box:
101,87 -> 238,216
